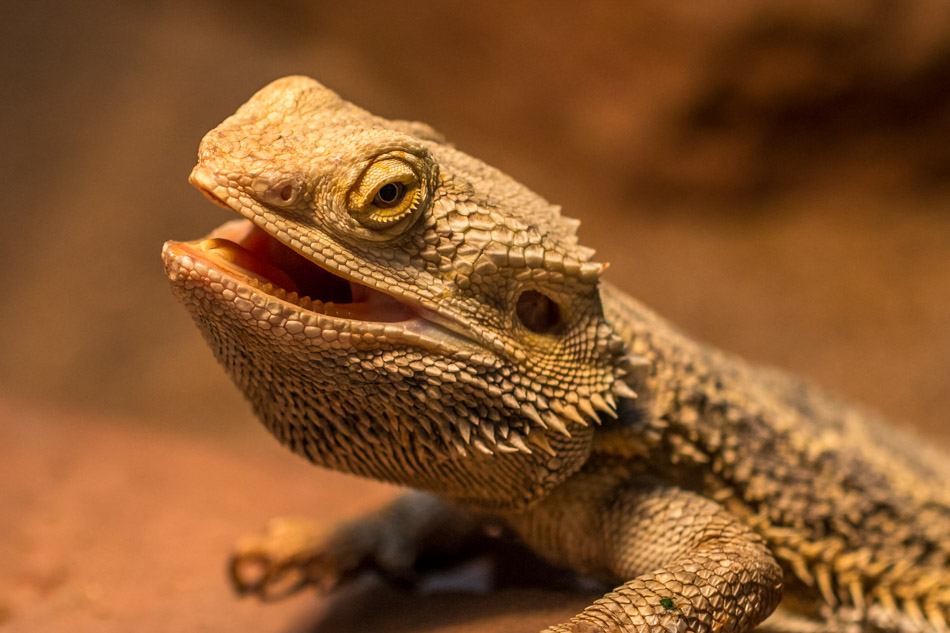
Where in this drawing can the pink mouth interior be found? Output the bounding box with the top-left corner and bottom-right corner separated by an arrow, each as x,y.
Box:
198,219 -> 413,322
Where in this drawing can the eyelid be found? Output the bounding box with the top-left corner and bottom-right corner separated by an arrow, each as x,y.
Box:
348,154 -> 425,230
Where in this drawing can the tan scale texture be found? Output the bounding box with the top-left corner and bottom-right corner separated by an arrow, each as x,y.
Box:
162,78 -> 949,633
3,3 -> 950,632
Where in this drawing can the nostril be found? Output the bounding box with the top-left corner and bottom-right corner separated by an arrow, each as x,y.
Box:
256,177 -> 300,206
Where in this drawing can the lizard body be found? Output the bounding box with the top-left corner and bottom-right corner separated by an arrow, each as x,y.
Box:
163,76 -> 949,633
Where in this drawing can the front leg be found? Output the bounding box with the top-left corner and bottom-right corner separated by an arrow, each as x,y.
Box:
231,491 -> 492,599
508,468 -> 783,633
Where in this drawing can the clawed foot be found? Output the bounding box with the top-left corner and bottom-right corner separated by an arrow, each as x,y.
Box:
229,517 -> 341,600
229,495 -> 494,602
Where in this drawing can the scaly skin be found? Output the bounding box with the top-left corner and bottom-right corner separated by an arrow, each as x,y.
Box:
162,76 -> 949,633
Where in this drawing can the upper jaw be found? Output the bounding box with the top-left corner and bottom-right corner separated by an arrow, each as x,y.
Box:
163,168 -> 487,355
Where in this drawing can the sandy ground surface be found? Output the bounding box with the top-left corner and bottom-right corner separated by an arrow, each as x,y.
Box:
0,398 -> 596,632
1,1 -> 948,631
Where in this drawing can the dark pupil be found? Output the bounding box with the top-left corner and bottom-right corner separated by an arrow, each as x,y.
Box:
376,182 -> 404,207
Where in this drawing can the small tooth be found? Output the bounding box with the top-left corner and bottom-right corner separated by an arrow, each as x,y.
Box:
612,380 -> 638,400
286,291 -> 299,304
542,412 -> 571,437
527,431 -> 556,456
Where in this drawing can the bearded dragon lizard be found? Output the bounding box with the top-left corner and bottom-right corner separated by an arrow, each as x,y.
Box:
162,76 -> 949,633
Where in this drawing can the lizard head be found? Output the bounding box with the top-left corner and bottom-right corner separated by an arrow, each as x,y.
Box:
163,76 -> 636,509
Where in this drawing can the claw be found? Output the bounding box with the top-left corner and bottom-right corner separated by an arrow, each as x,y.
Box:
229,517 -> 333,600
229,551 -> 312,600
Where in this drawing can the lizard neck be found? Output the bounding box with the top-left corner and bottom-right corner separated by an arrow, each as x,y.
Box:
597,281 -> 851,504
597,282 -> 950,619
595,281 -> 753,492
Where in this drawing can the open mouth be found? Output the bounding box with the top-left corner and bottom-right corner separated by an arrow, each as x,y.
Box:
176,217 -> 415,323
162,176 -> 488,354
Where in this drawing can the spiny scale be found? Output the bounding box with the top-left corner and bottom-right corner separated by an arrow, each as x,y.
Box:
542,411 -> 571,437
527,430 -> 557,456
612,380 -> 638,400
167,76 -> 950,633
589,392 -> 617,418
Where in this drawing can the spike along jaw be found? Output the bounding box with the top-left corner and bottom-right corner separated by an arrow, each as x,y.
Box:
163,76 -> 635,510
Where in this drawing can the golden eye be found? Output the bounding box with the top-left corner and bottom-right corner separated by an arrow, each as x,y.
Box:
348,154 -> 427,231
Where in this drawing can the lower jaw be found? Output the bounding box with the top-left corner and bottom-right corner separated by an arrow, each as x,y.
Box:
166,219 -> 416,322
161,227 -> 485,354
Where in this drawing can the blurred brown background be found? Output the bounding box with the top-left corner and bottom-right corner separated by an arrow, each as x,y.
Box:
0,1 -> 948,631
